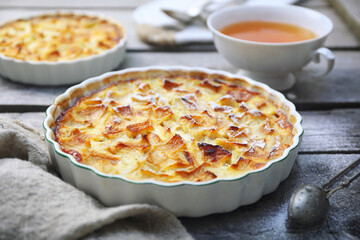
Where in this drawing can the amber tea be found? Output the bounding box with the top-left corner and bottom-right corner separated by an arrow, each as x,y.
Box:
220,21 -> 317,43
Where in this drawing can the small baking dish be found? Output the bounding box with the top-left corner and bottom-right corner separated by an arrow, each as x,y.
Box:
43,66 -> 303,217
0,11 -> 127,86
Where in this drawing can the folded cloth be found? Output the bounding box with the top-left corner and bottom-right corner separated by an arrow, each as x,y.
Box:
0,118 -> 193,240
133,0 -> 213,46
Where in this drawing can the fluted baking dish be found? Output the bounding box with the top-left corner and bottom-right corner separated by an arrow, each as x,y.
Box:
0,11 -> 127,86
43,66 -> 303,217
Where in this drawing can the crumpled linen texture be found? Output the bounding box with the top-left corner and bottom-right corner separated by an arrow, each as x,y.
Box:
0,118 -> 192,240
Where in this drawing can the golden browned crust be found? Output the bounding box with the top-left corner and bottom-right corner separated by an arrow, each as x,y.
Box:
55,70 -> 295,182
0,13 -> 124,62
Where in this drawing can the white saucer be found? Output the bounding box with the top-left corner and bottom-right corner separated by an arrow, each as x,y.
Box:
133,0 -> 300,45
237,70 -> 296,91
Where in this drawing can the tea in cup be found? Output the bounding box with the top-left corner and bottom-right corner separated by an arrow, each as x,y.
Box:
207,5 -> 334,90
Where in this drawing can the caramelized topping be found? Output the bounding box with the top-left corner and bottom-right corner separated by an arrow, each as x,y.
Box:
145,133 -> 161,145
154,105 -> 173,118
180,94 -> 198,110
62,149 -> 83,162
231,156 -> 252,169
184,151 -> 194,165
228,113 -> 244,124
0,14 -> 124,62
131,93 -> 157,105
103,124 -> 123,136
227,88 -> 256,102
244,140 -> 267,159
210,102 -> 232,113
55,73 -> 295,182
165,134 -> 185,152
163,78 -> 182,90
262,121 -> 275,134
226,126 -> 248,138
199,80 -> 222,92
276,115 -> 293,130
137,82 -> 151,91
180,115 -> 202,126
126,120 -> 153,136
114,136 -> 150,151
197,143 -> 232,163
177,165 -> 217,182
113,105 -> 133,116
218,94 -> 237,106
82,104 -> 107,121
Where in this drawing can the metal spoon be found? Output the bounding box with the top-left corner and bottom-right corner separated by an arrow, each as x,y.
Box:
161,0 -> 211,25
288,158 -> 360,227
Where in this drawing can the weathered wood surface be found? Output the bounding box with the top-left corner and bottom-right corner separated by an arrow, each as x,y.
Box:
2,108 -> 360,154
300,109 -> 360,153
1,51 -> 360,111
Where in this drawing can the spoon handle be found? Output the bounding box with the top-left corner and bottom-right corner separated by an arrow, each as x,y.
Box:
325,170 -> 360,198
321,158 -> 360,198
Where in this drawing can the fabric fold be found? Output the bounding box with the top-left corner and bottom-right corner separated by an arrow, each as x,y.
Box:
0,118 -> 192,240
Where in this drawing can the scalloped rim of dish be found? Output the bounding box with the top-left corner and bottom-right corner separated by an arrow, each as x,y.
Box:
43,66 -> 303,187
0,10 -> 127,65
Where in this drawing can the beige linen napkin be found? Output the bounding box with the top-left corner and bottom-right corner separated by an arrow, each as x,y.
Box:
0,118 -> 193,240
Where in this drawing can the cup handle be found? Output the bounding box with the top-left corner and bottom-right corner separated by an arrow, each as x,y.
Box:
302,47 -> 335,77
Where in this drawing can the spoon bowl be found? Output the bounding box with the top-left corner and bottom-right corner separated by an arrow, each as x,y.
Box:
161,0 -> 211,24
288,184 -> 329,227
288,158 -> 360,228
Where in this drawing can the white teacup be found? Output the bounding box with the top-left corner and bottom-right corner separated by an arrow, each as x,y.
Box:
207,4 -> 335,90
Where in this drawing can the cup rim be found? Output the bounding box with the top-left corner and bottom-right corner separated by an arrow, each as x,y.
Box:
207,4 -> 333,46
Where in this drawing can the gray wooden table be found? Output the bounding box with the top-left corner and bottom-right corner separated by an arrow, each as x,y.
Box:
1,0 -> 360,239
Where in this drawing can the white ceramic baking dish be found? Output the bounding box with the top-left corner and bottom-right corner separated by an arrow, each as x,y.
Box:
0,11 -> 127,86
43,66 -> 303,217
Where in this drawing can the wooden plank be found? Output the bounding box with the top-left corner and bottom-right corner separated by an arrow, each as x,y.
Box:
2,107 -> 360,153
0,6 -> 358,51
287,49 -> 360,109
300,109 -> 360,153
0,51 -> 359,110
328,0 -> 360,41
301,0 -> 329,7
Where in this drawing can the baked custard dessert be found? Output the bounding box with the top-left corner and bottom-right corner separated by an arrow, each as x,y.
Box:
0,13 -> 124,62
55,72 -> 296,182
